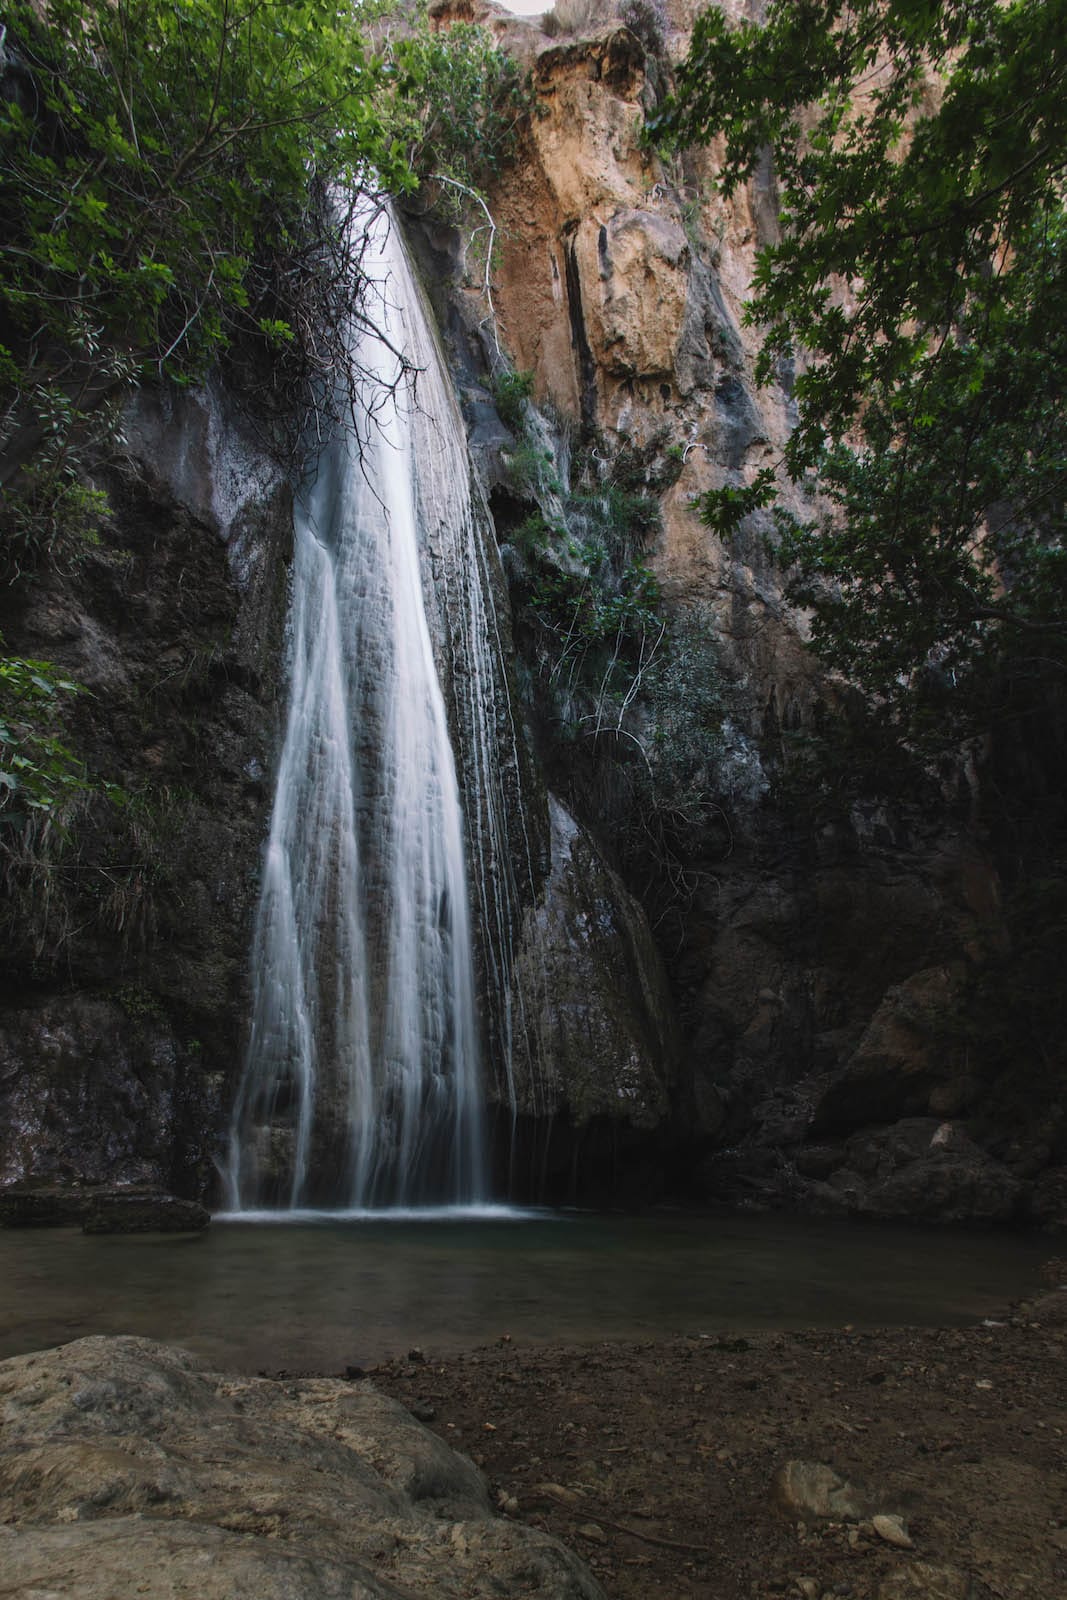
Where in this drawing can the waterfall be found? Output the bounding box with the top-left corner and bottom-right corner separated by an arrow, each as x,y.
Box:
225,200 -> 494,1211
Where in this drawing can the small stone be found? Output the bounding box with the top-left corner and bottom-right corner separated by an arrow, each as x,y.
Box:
407,1347 -> 426,1363
872,1514 -> 913,1549
796,1579 -> 820,1599
877,1562 -> 969,1599
578,1523 -> 607,1544
775,1461 -> 866,1521
537,1482 -> 581,1503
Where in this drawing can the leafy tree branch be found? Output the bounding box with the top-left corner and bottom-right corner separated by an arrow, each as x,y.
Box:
652,0 -> 1066,738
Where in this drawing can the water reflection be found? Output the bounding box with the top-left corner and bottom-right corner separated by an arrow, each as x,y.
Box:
0,1211 -> 1047,1373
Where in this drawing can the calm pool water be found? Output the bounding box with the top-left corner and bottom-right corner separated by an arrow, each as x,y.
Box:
0,1209 -> 1049,1373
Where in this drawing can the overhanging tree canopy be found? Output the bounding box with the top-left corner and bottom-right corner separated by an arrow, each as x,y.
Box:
0,0 -> 531,818
652,0 -> 1067,736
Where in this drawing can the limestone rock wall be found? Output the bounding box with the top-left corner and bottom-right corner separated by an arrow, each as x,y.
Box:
1,0 -> 1061,1220
0,386 -> 290,1197
501,795 -> 679,1201
427,0 -> 1065,1222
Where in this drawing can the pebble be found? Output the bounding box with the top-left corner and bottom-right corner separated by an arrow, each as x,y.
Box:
872,1513 -> 913,1549
536,1481 -> 581,1503
877,1562 -> 969,1599
775,1461 -> 866,1520
577,1523 -> 607,1544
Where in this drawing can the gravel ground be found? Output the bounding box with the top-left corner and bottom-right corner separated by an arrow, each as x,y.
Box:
371,1287 -> 1067,1600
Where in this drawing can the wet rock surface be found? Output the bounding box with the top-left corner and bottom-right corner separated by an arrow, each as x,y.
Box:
458,3 -> 1067,1221
0,1336 -> 602,1600
0,0 -> 1061,1223
0,1184 -> 209,1232
0,387 -> 291,1202
505,795 -> 677,1193
0,1184 -> 96,1228
81,1191 -> 210,1234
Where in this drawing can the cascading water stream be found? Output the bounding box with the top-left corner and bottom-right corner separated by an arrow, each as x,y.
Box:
225,200 -> 495,1211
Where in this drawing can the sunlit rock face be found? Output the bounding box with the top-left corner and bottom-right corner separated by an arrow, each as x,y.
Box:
420,0 -> 1063,1222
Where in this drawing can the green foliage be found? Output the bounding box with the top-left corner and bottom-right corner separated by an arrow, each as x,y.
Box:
506,421 -> 669,704
511,512 -> 558,558
0,0 -> 411,574
527,559 -> 661,660
502,438 -> 560,498
0,0 -> 413,404
642,606 -> 725,805
653,0 -> 1067,739
0,645 -> 90,820
0,2 -> 536,825
491,367 -> 535,433
114,984 -> 165,1023
388,20 -> 535,197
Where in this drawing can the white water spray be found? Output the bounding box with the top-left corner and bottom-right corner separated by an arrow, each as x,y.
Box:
226,202 -> 490,1209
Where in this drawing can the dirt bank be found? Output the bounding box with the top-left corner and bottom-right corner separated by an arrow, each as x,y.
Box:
372,1289 -> 1067,1600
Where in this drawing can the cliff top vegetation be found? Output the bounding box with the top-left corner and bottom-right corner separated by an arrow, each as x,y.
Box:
0,0 -> 530,818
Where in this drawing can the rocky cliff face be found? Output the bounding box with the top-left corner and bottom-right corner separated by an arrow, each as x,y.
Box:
421,0 -> 1064,1224
0,387 -> 290,1196
0,0 -> 1061,1223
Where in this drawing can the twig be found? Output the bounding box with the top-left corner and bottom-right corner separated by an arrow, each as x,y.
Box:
429,173 -> 502,357
529,1495 -> 716,1555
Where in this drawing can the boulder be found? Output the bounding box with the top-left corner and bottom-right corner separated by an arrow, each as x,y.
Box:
0,1336 -> 602,1600
812,967 -> 962,1136
0,1184 -> 210,1233
820,1119 -> 1026,1224
82,1191 -> 210,1234
0,1183 -> 96,1227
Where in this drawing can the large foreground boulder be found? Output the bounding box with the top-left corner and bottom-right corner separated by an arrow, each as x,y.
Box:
0,1336 -> 602,1599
